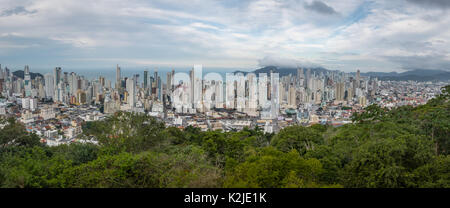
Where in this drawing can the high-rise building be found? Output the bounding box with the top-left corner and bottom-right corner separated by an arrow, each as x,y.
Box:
30,98 -> 37,111
0,65 -> 5,93
297,68 -> 303,80
154,68 -> 158,90
270,72 -> 280,119
21,97 -> 37,111
279,82 -> 285,104
166,69 -> 174,96
144,70 -> 148,90
288,84 -> 296,108
347,87 -> 353,102
105,79 -> 111,90
126,75 -> 136,108
356,69 -> 360,88
297,68 -> 304,87
116,64 -> 121,89
191,65 -> 203,110
226,73 -> 236,109
24,65 -> 31,97
53,67 -> 61,91
215,80 -> 224,109
22,97 -> 30,110
258,73 -> 268,109
157,76 -> 162,101
306,68 -> 311,88
76,89 -> 86,104
358,96 -> 367,107
70,72 -> 78,96
189,68 -> 194,106
86,85 -> 93,104
99,76 -> 105,87
335,82 -> 345,101
63,72 -> 68,84
56,81 -> 65,103
236,73 -> 245,111
247,73 -> 258,111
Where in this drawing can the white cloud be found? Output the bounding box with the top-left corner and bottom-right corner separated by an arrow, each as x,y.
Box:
50,36 -> 97,48
0,0 -> 448,72
190,22 -> 220,30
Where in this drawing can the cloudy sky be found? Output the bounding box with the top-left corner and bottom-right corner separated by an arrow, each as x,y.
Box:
0,0 -> 450,72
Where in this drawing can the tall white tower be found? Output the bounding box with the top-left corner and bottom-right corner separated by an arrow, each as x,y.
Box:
24,65 -> 31,97
44,73 -> 54,99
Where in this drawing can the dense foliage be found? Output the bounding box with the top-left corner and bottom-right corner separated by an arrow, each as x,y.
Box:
0,86 -> 448,188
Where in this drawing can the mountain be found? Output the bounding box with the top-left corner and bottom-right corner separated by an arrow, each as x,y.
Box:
234,66 -> 337,77
361,69 -> 450,82
12,70 -> 44,80
235,66 -> 450,82
359,72 -> 399,77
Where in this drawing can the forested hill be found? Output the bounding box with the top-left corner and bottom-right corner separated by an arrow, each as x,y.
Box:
0,86 -> 449,188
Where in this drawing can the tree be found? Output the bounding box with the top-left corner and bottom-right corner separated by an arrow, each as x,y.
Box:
341,134 -> 434,188
85,112 -> 167,154
224,147 -> 328,188
413,155 -> 450,188
62,146 -> 222,188
50,143 -> 99,165
271,125 -> 323,155
351,104 -> 387,123
0,117 -> 41,148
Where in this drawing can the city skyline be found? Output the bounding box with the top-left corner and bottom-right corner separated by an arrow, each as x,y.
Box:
0,60 -> 446,149
1,61 -> 446,119
1,0 -> 450,72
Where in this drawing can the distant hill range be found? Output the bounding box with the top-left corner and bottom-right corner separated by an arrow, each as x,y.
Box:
235,66 -> 450,82
12,70 -> 44,80
234,66 -> 337,77
359,69 -> 450,82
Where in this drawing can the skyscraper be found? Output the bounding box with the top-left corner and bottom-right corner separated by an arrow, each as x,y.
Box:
191,65 -> 203,110
63,72 -> 68,84
127,75 -> 136,108
288,84 -> 296,108
44,73 -> 54,99
157,76 -> 162,101
154,68 -> 159,100
297,68 -> 304,84
99,76 -> 105,87
116,64 -> 121,89
335,82 -> 345,101
236,73 -> 245,111
226,73 -> 236,109
53,67 -> 61,91
24,65 -> 31,97
70,72 -> 78,96
166,69 -> 174,95
0,64 -> 3,80
214,80 -> 224,109
247,73 -> 257,111
258,73 -> 268,109
270,72 -> 280,119
144,70 -> 148,90
356,69 -> 360,88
